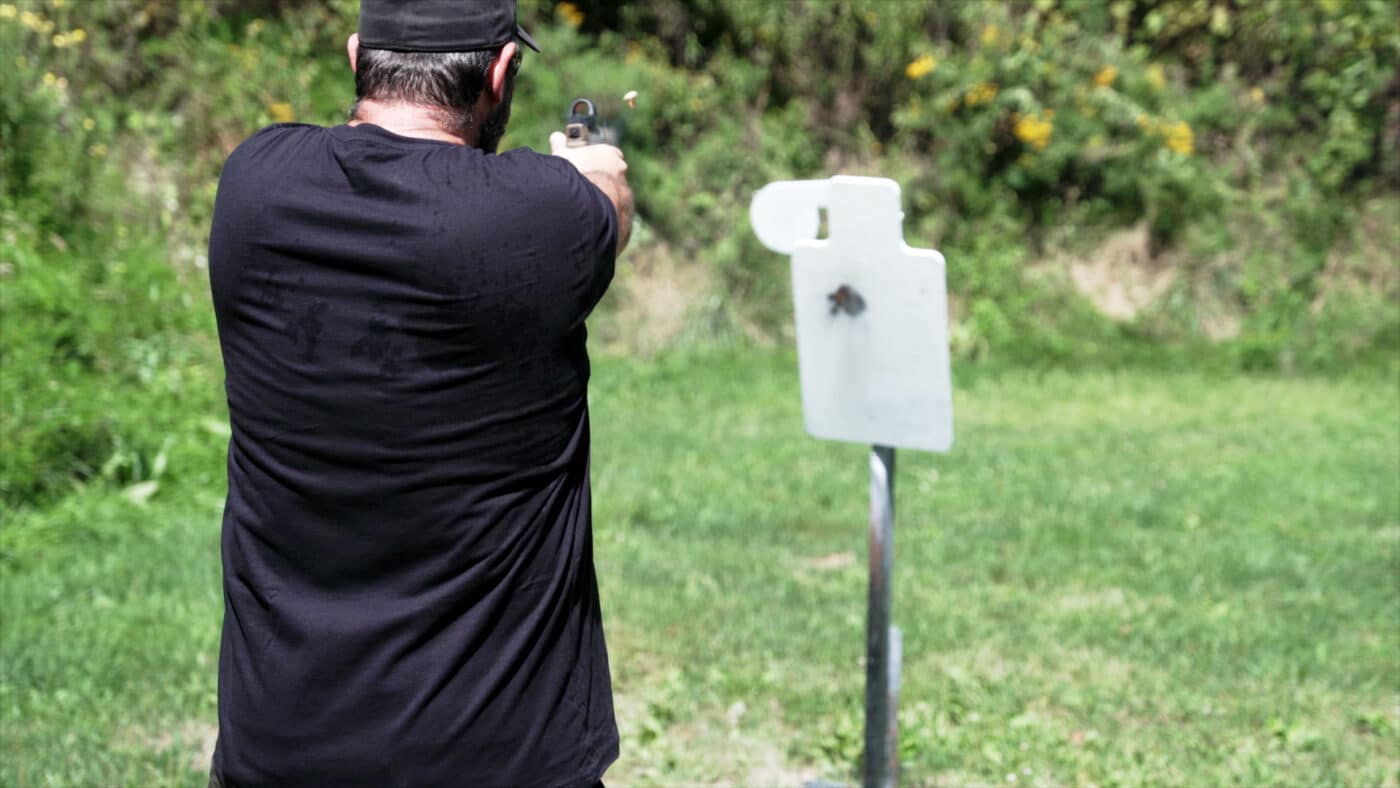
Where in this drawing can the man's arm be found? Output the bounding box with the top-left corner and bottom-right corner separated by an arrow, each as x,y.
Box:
582,171 -> 633,254
548,132 -> 633,254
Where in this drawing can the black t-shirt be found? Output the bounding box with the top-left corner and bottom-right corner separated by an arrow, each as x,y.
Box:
207,123 -> 618,787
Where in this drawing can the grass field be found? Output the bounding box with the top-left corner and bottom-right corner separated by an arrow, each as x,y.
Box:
2,349 -> 1397,786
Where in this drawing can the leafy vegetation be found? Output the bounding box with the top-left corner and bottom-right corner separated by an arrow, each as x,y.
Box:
3,0 -> 1396,366
2,0 -> 1396,510
0,222 -> 222,507
0,1 -> 1396,783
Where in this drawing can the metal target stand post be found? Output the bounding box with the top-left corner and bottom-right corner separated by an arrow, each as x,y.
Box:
865,444 -> 900,787
751,177 -> 952,788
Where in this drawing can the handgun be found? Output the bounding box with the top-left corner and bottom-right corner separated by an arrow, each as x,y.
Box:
564,97 -> 620,148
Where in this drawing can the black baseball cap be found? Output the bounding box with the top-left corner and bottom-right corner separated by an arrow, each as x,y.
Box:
358,0 -> 540,53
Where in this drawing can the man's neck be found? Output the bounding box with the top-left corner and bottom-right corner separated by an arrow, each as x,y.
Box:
349,99 -> 471,146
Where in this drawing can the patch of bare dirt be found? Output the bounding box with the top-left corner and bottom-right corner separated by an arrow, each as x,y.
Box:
133,719 -> 218,772
597,240 -> 713,354
609,687 -> 827,787
730,736 -> 825,788
1199,310 -> 1243,342
1062,222 -> 1177,322
800,552 -> 857,572
1312,196 -> 1400,316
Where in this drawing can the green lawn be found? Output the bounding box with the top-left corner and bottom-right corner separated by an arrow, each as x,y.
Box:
2,349 -> 1397,786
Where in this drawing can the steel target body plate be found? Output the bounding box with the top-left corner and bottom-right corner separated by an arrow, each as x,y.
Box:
752,176 -> 953,452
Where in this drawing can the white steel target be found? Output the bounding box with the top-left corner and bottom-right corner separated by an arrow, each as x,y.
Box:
750,176 -> 953,452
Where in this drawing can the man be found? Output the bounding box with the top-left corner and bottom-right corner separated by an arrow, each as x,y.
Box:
206,0 -> 632,784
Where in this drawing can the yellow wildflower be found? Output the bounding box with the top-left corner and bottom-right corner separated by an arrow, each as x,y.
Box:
1162,120 -> 1193,155
0,5 -> 16,20
1249,87 -> 1265,104
980,24 -> 1000,47
1135,114 -> 1155,131
51,0 -> 64,7
864,11 -> 877,25
267,102 -> 295,123
52,29 -> 84,47
1146,64 -> 1166,91
1014,111 -> 1053,151
21,10 -> 53,33
1093,65 -> 1118,88
555,2 -> 584,28
964,81 -> 998,107
41,71 -> 56,86
88,143 -> 107,158
905,53 -> 936,81
1209,4 -> 1230,34
81,116 -> 95,130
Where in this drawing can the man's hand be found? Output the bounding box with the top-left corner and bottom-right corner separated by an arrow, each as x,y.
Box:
549,131 -> 627,178
549,132 -> 633,254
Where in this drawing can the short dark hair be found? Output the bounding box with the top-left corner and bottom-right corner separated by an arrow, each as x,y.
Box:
349,45 -> 521,140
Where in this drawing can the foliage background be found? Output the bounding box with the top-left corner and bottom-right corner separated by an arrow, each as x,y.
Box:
0,0 -> 1397,784
2,0 -> 1397,509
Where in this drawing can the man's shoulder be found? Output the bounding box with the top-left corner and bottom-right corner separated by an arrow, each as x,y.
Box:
497,147 -> 612,217
223,123 -> 323,169
243,122 -> 323,146
497,145 -> 577,185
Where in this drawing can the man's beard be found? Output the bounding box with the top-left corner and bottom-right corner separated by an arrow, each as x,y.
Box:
475,93 -> 512,153
456,79 -> 514,153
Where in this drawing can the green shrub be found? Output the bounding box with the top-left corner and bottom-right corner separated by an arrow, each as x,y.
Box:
0,0 -> 1395,516
0,211 -> 222,510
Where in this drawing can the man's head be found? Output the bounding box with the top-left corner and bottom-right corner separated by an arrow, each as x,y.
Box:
349,42 -> 520,151
348,0 -> 538,151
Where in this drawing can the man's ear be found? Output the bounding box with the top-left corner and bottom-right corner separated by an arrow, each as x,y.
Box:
347,32 -> 360,73
486,41 -> 518,101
